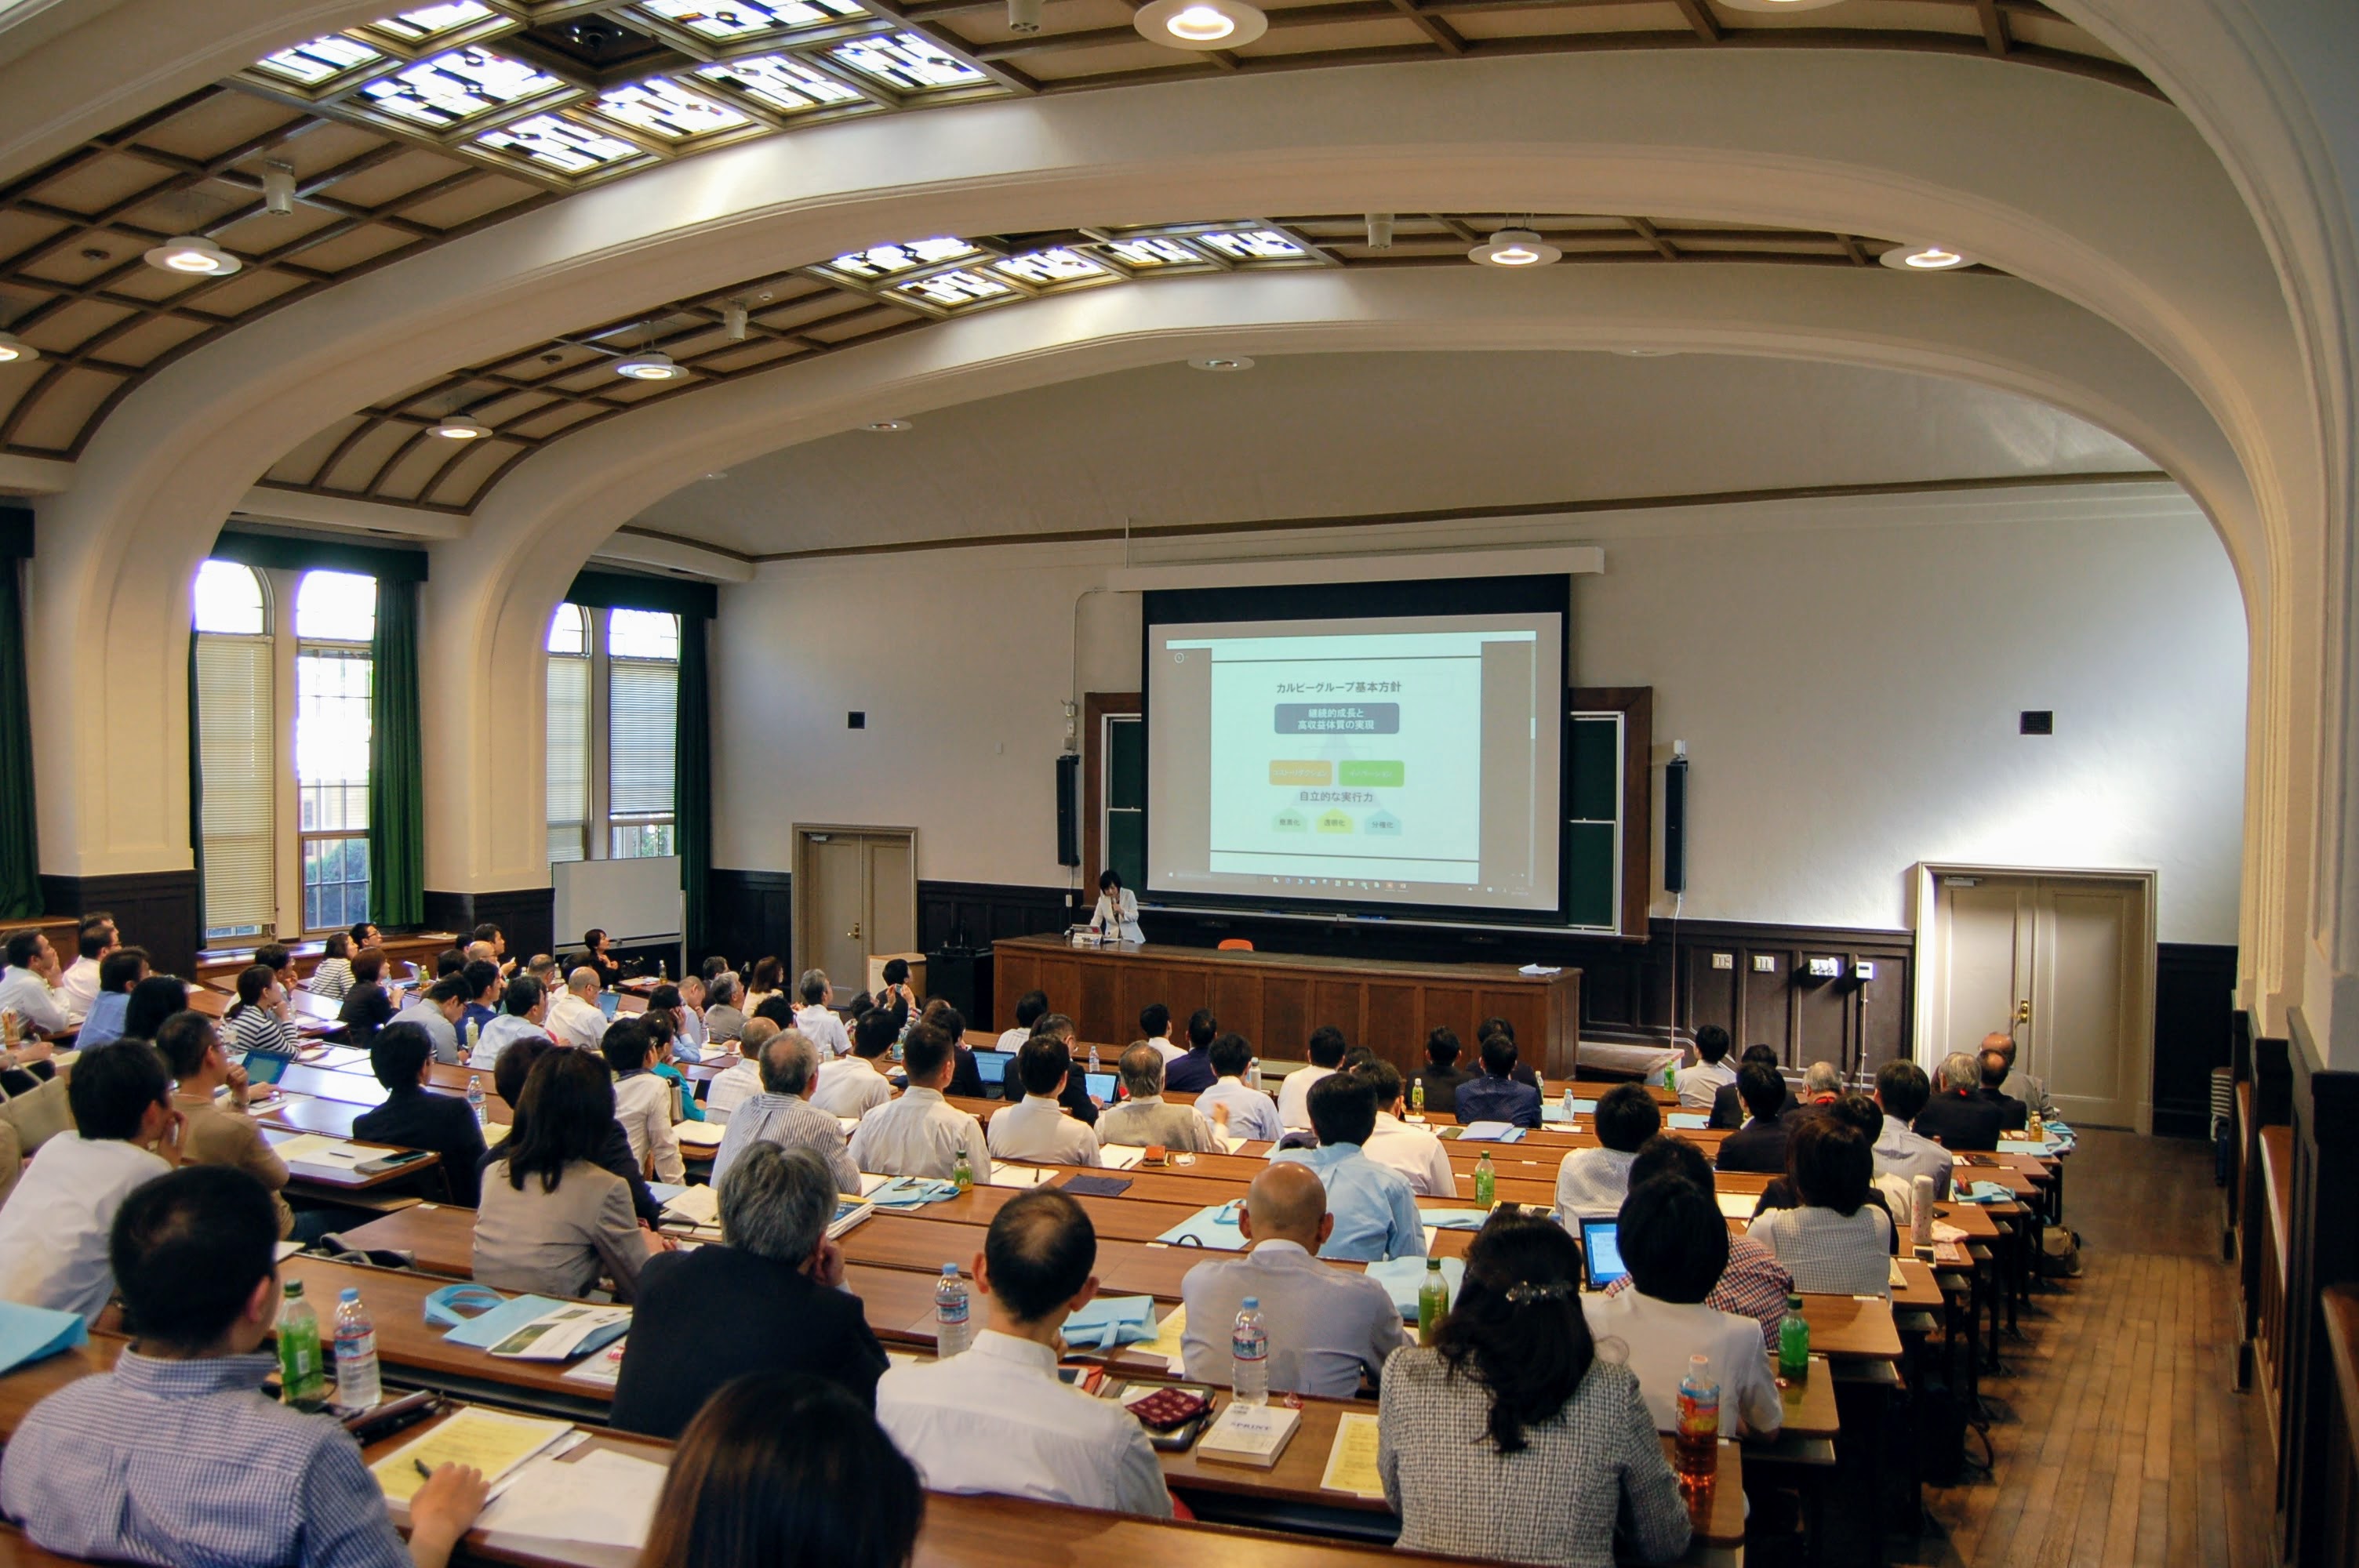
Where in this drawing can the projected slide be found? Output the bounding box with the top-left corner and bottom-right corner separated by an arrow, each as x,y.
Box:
1147,607 -> 1562,919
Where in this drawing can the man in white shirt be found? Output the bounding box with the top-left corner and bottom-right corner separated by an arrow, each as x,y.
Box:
1195,1033 -> 1282,1144
876,1189 -> 1171,1518
1276,1027 -> 1348,1130
1870,1059 -> 1954,1200
808,1011 -> 895,1121
793,969 -> 853,1061
1136,1003 -> 1186,1065
471,975 -> 553,1069
994,990 -> 1049,1054
0,933 -> 71,1039
545,967 -> 610,1051
1555,1083 -> 1662,1220
848,1023 -> 990,1180
57,918 -> 115,1027
1180,1163 -> 1409,1397
1352,1058 -> 1458,1197
986,1039 -> 1101,1167
1674,1024 -> 1739,1112
0,1040 -> 180,1324
391,976 -> 468,1065
703,1018 -> 776,1123
1582,1174 -> 1783,1439
1095,1047 -> 1219,1154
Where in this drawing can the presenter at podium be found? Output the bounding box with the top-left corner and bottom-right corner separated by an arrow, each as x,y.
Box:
1089,869 -> 1145,944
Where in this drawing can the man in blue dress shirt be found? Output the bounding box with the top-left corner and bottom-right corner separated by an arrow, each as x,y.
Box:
1452,1033 -> 1544,1128
1270,1073 -> 1426,1261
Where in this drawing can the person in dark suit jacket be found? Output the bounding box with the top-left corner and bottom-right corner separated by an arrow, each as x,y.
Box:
1714,1062 -> 1799,1174
918,1001 -> 987,1099
352,1022 -> 487,1206
1911,1051 -> 2006,1152
1708,1044 -> 1800,1131
336,948 -> 397,1052
1162,1008 -> 1220,1094
1416,1028 -> 1473,1116
1476,1018 -> 1543,1091
1974,1049 -> 2029,1132
1452,1033 -> 1542,1128
1030,1014 -> 1100,1127
611,1141 -> 888,1439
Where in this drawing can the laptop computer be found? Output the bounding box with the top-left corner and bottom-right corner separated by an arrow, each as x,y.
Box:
1579,1217 -> 1627,1291
241,1049 -> 296,1086
1085,1071 -> 1118,1103
972,1048 -> 1012,1090
597,991 -> 621,1019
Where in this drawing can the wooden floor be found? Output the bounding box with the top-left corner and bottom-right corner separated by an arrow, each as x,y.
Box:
1898,1129 -> 2277,1567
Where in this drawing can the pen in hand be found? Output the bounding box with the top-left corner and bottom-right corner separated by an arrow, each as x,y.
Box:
414,1458 -> 435,1480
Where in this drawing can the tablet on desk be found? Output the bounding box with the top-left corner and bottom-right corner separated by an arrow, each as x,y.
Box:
596,992 -> 621,1020
242,1049 -> 296,1086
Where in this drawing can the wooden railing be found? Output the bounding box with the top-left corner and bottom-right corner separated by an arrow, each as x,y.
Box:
2259,1123 -> 2293,1425
2315,1284 -> 2359,1563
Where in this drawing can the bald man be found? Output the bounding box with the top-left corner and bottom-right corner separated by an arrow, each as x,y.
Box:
546,967 -> 611,1050
1177,1163 -> 1411,1397
1985,1032 -> 2057,1123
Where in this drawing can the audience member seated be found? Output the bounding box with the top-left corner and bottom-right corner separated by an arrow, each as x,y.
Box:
224,961 -> 300,1057
1416,1027 -> 1472,1116
653,980 -> 705,1058
1378,1211 -> 1690,1568
794,967 -> 854,1060
1096,1044 -> 1219,1152
850,1022 -> 990,1180
1747,1116 -> 1896,1296
1707,1044 -> 1798,1130
1180,1163 -> 1410,1396
810,1008 -> 896,1120
876,1189 -> 1172,1518
580,927 -> 624,990
1453,1033 -> 1543,1129
1675,1024 -> 1738,1111
458,960 -> 502,1047
1987,1030 -> 2056,1122
58,916 -> 114,1026
638,1370 -> 921,1568
1871,1059 -> 1955,1199
1912,1051 -> 2006,1151
1162,1007 -> 1220,1094
1276,1024 -> 1347,1128
307,931 -> 358,1000
1358,1058 -> 1459,1196
1478,1016 -> 1546,1090
1797,1059 -> 1844,1112
712,1028 -> 860,1196
158,1011 -> 295,1235
703,971 -> 748,1046
1754,1092 -> 1910,1236
0,930 -> 70,1036
76,945 -> 151,1048
483,1036 -> 660,1227
0,1165 -> 490,1568
996,989 -> 1049,1052
707,1017 -> 778,1122
352,1020 -> 487,1207
121,972 -> 191,1046
1976,1047 -> 2030,1131
546,966 -> 610,1050
1271,1074 -> 1426,1261
336,948 -> 397,1051
1601,1135 -> 1795,1348
1136,1002 -> 1185,1065
1583,1175 -> 1782,1439
391,975 -> 467,1065
921,1000 -> 986,1098
1195,1032 -> 1283,1143
1714,1062 -> 1797,1174
1028,1012 -> 1100,1127
636,1012 -> 703,1127
985,1037 -> 1102,1167
742,956 -> 785,1016
1554,1083 -> 1662,1218
471,974 -> 551,1067
603,1017 -> 685,1184
0,1040 -> 179,1323
612,1144 -> 889,1439
474,1050 -> 667,1300
471,921 -> 514,976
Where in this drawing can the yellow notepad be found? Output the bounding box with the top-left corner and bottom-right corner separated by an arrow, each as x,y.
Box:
372,1409 -> 575,1504
1134,1305 -> 1187,1370
1320,1411 -> 1387,1497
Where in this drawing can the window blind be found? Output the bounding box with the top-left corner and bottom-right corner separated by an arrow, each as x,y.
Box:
547,654 -> 588,862
609,659 -> 678,816
195,637 -> 274,936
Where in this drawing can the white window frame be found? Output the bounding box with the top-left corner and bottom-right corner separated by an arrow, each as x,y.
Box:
546,602 -> 679,868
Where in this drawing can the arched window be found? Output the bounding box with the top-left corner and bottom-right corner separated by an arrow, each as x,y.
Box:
295,569 -> 376,643
191,561 -> 274,938
191,560 -> 267,636
543,601 -> 682,866
294,569 -> 376,931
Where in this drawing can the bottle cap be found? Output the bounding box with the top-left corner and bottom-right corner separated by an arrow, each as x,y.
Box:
1427,1257 -> 1442,1270
1689,1354 -> 1710,1370
1788,1294 -> 1803,1308
941,1262 -> 958,1276
340,1288 -> 358,1302
1241,1297 -> 1259,1310
284,1280 -> 303,1296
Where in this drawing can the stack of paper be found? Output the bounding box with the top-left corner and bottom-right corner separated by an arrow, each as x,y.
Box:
477,1447 -> 668,1568
1320,1412 -> 1387,1497
1418,1208 -> 1494,1231
674,1121 -> 725,1149
987,1162 -> 1059,1189
1198,1401 -> 1301,1468
1098,1145 -> 1148,1171
1715,1191 -> 1759,1221
865,1177 -> 961,1209
372,1410 -> 577,1504
1454,1122 -> 1523,1143
660,1184 -> 721,1229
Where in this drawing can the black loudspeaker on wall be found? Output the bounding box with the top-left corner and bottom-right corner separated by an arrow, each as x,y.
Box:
1663,753 -> 1688,895
1056,753 -> 1081,868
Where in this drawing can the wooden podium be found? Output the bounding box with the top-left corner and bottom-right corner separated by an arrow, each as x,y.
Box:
991,934 -> 1582,1080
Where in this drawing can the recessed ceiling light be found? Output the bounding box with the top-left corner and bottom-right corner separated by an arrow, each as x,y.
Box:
1880,244 -> 1973,272
1715,0 -> 1845,10
430,417 -> 489,440
1134,0 -> 1266,49
0,332 -> 35,365
143,235 -> 242,276
702,471 -> 729,481
863,418 -> 913,432
1469,228 -> 1561,268
614,350 -> 683,380
1188,355 -> 1255,372
1616,348 -> 1675,358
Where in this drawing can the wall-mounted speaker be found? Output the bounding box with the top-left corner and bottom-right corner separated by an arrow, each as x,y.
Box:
1663,753 -> 1688,895
1056,753 -> 1081,867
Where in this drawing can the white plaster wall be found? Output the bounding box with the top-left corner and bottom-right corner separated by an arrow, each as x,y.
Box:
711,484 -> 2246,943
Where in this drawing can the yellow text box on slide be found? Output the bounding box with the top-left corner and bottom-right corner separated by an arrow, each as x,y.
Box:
1269,760 -> 1332,786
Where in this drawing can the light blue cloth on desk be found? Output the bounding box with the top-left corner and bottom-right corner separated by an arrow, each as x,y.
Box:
1365,1257 -> 1468,1321
0,1301 -> 86,1375
1665,1112 -> 1712,1131
1961,1180 -> 2016,1203
867,1177 -> 961,1209
1062,1294 -> 1158,1351
1154,1200 -> 1245,1249
1452,1122 -> 1525,1143
1539,1100 -> 1598,1124
1419,1209 -> 1496,1231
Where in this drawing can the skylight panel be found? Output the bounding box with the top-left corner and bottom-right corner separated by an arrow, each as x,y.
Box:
640,0 -> 869,38
595,81 -> 751,139
253,34 -> 387,86
826,238 -> 978,279
1103,236 -> 1200,269
992,248 -> 1110,286
477,114 -> 643,174
824,34 -> 987,92
358,49 -> 567,129
693,53 -> 866,114
1197,228 -> 1307,261
892,268 -> 1013,308
366,2 -> 496,42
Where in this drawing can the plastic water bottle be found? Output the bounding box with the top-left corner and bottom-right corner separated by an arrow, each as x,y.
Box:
1231,1296 -> 1270,1405
1411,1076 -> 1425,1114
1778,1294 -> 1810,1381
1561,1086 -> 1576,1122
951,1149 -> 973,1192
465,1075 -> 486,1127
277,1280 -> 326,1410
464,1018 -> 480,1062
1249,1056 -> 1262,1091
1912,1173 -> 1936,1256
1416,1259 -> 1450,1345
935,1264 -> 975,1357
1474,1150 -> 1496,1210
331,1287 -> 382,1414
1088,1043 -> 1102,1075
1674,1354 -> 1720,1490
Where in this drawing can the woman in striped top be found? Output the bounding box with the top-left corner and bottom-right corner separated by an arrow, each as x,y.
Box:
224,964 -> 300,1058
307,932 -> 355,1000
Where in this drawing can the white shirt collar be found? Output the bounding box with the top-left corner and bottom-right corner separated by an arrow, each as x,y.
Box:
967,1330 -> 1059,1373
1248,1238 -> 1315,1262
1373,1112 -> 1405,1132
1022,1095 -> 1064,1109
900,1085 -> 947,1107
1215,1076 -> 1245,1087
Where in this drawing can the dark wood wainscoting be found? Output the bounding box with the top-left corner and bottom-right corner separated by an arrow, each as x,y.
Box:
38,869 -> 200,978
420,887 -> 554,961
706,869 -> 794,975
2154,941 -> 2239,1138
2266,1011 -> 2359,1565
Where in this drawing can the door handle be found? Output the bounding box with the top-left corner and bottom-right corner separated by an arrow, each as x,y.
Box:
2014,999 -> 2031,1028
847,922 -> 862,940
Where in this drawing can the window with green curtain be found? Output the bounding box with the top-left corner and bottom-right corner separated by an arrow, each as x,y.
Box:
367,575 -> 423,927
0,557 -> 38,920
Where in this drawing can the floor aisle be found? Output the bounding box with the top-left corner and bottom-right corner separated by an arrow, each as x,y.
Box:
1897,1129 -> 2276,1568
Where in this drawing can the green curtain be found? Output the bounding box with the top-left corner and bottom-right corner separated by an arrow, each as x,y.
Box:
676,614 -> 712,960
369,576 -> 424,928
0,561 -> 38,919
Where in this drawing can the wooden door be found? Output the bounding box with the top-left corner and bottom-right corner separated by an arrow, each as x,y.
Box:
801,833 -> 867,989
2032,880 -> 2140,1128
1932,877 -> 2033,1061
864,834 -> 915,967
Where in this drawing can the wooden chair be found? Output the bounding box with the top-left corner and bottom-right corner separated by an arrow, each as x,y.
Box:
1217,939 -> 1254,952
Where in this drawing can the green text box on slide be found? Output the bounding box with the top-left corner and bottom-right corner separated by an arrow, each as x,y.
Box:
1337,760 -> 1405,788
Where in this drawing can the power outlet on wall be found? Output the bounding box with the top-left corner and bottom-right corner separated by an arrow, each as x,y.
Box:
1807,956 -> 1843,979
1711,953 -> 1733,970
1752,954 -> 1777,973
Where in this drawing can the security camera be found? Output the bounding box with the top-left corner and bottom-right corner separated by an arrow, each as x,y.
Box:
1009,0 -> 1042,31
1365,213 -> 1394,249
